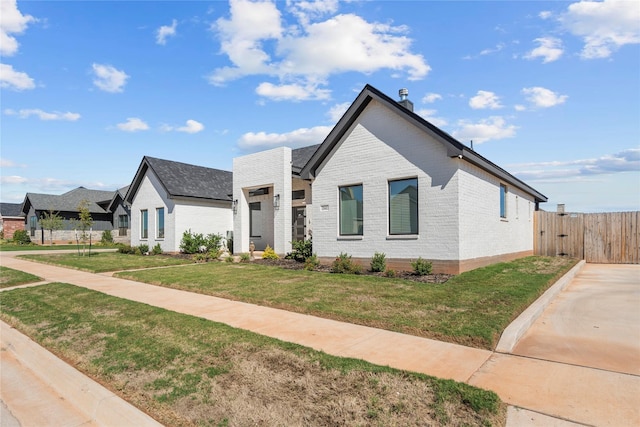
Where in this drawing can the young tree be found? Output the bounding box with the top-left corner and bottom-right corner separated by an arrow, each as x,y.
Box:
40,209 -> 64,246
73,199 -> 94,256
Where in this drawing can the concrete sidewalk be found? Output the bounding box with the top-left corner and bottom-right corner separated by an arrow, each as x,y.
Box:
2,253 -> 639,426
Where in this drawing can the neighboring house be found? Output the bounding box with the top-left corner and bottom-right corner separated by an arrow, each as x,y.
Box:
233,84 -> 547,274
20,186 -> 131,244
125,156 -> 233,252
0,203 -> 25,240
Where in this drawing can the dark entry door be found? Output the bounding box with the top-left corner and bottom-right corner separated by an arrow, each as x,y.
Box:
292,207 -> 306,242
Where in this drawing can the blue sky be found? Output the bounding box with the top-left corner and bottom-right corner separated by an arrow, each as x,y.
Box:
1,0 -> 639,212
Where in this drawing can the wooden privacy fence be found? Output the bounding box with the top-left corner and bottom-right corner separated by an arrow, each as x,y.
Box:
534,210 -> 639,264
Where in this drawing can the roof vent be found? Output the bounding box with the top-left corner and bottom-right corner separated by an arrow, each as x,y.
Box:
398,88 -> 413,112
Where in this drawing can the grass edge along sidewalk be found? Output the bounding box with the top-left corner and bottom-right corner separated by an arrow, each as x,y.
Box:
113,255 -> 578,350
0,266 -> 42,289
0,283 -> 506,427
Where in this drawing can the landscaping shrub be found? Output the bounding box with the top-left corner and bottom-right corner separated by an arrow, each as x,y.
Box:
117,244 -> 136,254
286,239 -> 313,262
304,254 -> 320,271
138,244 -> 149,255
12,230 -> 32,245
411,257 -> 433,276
100,230 -> 114,245
239,253 -> 251,263
225,255 -> 235,263
385,268 -> 396,278
370,252 -> 386,272
262,245 -> 279,260
180,230 -> 223,254
151,244 -> 163,255
331,252 -> 362,274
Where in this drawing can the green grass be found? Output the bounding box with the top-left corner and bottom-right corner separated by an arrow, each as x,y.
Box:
0,266 -> 42,288
115,256 -> 577,349
0,283 -> 505,426
18,252 -> 194,273
0,243 -> 119,251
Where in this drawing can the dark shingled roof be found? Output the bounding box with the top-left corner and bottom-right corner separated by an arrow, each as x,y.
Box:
1,203 -> 23,217
22,187 -> 116,214
292,144 -> 321,175
126,157 -> 233,203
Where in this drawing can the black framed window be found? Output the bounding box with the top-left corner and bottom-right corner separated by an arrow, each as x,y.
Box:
339,184 -> 363,236
389,178 -> 418,235
249,202 -> 262,238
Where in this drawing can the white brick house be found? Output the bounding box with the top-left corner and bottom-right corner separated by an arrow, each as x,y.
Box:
125,156 -> 233,252
234,85 -> 547,273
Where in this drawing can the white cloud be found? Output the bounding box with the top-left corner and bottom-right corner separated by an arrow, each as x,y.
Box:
255,82 -> 331,101
469,90 -> 503,110
522,86 -> 568,108
422,92 -> 442,104
178,119 -> 204,134
0,63 -> 35,90
415,109 -> 448,128
525,37 -> 564,63
5,108 -> 80,121
156,19 -> 177,45
161,119 -> 205,134
92,63 -> 129,93
510,148 -> 640,181
238,125 -> 332,150
327,102 -> 350,122
452,116 -> 517,144
0,0 -> 35,56
0,158 -> 16,167
539,11 -> 553,20
0,175 -> 28,184
209,0 -> 429,101
463,43 -> 506,60
560,0 -> 640,59
116,117 -> 149,132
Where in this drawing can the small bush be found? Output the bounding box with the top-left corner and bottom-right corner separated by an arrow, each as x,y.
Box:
180,230 -> 223,254
208,248 -> 223,259
100,230 -> 114,245
225,255 -> 235,263
12,229 -> 32,245
370,252 -> 386,272
193,252 -> 208,263
138,244 -> 149,255
262,245 -> 279,260
411,257 -> 433,276
385,268 -> 396,278
331,252 -> 362,274
151,244 -> 163,255
239,253 -> 251,263
285,239 -> 313,262
117,244 -> 136,254
304,254 -> 320,271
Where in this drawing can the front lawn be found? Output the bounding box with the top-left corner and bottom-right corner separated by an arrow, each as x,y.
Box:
0,283 -> 505,426
0,243 -> 118,251
18,252 -> 194,273
0,266 -> 42,288
115,256 -> 577,349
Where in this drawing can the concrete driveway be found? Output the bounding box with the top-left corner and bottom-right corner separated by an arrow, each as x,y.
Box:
512,264 -> 640,375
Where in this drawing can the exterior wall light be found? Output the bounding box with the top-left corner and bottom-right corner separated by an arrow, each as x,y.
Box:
273,194 -> 280,209
232,199 -> 238,214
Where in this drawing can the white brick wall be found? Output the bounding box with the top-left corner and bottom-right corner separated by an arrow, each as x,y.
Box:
312,99 -> 535,263
313,100 -> 461,261
233,147 -> 292,254
130,169 -> 232,252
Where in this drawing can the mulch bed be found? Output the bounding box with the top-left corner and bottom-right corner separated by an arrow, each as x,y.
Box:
252,258 -> 453,284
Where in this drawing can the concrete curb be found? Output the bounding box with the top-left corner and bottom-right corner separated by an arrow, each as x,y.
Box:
1,321 -> 162,427
495,260 -> 586,353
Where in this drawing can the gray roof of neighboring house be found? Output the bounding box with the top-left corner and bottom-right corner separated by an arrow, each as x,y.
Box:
292,144 -> 321,175
301,84 -> 547,203
0,203 -> 24,218
21,187 -> 117,215
125,156 -> 233,203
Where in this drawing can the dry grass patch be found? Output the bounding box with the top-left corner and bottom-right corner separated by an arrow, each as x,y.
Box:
0,283 -> 505,426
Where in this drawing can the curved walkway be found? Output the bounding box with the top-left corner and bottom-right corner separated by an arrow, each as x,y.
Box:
1,252 -> 639,426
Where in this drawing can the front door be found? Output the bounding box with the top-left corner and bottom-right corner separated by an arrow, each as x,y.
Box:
292,207 -> 306,242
